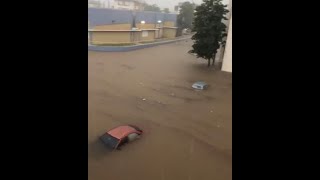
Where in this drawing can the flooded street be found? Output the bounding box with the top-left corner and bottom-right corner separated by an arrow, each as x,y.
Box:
88,40 -> 232,180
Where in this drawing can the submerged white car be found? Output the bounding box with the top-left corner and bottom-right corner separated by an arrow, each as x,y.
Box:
192,81 -> 208,90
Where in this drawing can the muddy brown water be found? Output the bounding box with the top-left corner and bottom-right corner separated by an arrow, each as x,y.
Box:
88,40 -> 232,180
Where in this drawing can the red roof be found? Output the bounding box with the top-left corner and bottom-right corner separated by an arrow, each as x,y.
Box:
107,125 -> 138,139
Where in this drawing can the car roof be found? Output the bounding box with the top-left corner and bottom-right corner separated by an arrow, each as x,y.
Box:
107,125 -> 138,139
193,81 -> 207,86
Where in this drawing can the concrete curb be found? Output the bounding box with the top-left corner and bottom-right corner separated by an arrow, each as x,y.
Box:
88,37 -> 191,52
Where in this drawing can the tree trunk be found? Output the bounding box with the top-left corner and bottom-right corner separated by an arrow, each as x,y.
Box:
212,53 -> 216,67
207,58 -> 211,67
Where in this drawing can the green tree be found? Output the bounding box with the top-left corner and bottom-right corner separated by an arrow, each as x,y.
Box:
189,0 -> 229,67
163,8 -> 170,13
177,1 -> 195,36
144,4 -> 161,12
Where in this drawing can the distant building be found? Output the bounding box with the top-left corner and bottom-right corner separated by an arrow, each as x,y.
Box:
112,0 -> 145,11
88,8 -> 178,45
88,0 -> 102,8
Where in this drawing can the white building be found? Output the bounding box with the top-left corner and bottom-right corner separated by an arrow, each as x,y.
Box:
216,0 -> 232,72
88,0 -> 102,8
221,15 -> 232,72
112,0 -> 145,11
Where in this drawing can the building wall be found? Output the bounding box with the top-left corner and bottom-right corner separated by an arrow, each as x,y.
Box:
163,21 -> 175,27
88,8 -> 178,43
156,28 -> 163,38
136,22 -> 177,31
88,8 -> 177,29
216,0 -> 232,68
136,23 -> 155,29
140,30 -> 156,41
221,16 -> 232,72
91,31 -> 132,44
94,24 -> 132,30
88,8 -> 133,29
164,14 -> 177,26
131,31 -> 142,42
163,28 -> 177,38
135,11 -> 176,27
136,11 -> 163,26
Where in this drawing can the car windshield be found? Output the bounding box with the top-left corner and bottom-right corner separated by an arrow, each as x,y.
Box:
100,133 -> 120,149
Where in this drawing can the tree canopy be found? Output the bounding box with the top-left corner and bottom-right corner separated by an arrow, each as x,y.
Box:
189,0 -> 229,67
163,8 -> 170,13
144,4 -> 161,12
177,2 -> 195,30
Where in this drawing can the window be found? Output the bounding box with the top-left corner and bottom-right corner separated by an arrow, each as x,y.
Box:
100,134 -> 120,149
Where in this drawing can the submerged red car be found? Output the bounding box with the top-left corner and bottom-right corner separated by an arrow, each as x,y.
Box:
100,125 -> 143,150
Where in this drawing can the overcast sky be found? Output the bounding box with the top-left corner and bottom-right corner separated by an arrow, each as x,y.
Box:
99,0 -> 230,11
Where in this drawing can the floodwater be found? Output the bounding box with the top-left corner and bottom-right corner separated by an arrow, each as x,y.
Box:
88,40 -> 232,180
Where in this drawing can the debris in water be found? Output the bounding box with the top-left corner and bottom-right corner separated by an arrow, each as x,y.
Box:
170,93 -> 175,96
210,110 -> 213,113
142,98 -> 146,101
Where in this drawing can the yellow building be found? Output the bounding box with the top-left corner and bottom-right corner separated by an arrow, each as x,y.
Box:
162,27 -> 178,39
88,8 -> 178,44
89,29 -> 142,45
